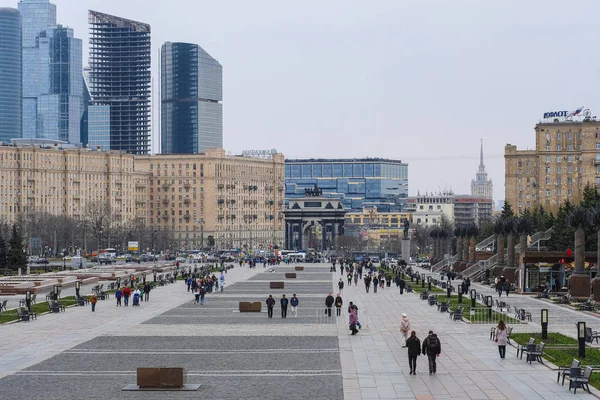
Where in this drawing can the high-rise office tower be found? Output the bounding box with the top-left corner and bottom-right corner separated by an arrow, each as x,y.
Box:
161,42 -> 222,154
0,8 -> 22,142
19,0 -> 82,143
88,10 -> 151,154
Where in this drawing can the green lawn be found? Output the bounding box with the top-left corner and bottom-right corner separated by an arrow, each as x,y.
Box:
512,332 -> 600,390
0,295 -> 80,324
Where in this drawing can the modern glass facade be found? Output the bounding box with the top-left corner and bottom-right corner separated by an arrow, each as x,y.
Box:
19,1 -> 82,144
285,158 -> 409,212
87,105 -> 110,150
0,8 -> 22,142
161,42 -> 222,154
18,0 -> 56,48
88,10 -> 151,154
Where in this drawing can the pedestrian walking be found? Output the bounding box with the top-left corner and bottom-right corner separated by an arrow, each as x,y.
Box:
338,279 -> 344,294
494,320 -> 508,359
422,330 -> 441,375
348,302 -> 362,329
400,313 -> 411,347
399,277 -> 406,294
335,293 -> 343,316
90,293 -> 97,312
354,272 -> 358,286
143,283 -> 151,302
373,276 -> 378,293
347,272 -> 352,286
406,331 -> 421,375
123,286 -> 131,306
349,308 -> 359,335
266,295 -> 275,318
194,287 -> 200,304
290,294 -> 299,318
325,292 -> 334,317
281,294 -> 289,318
115,288 -> 122,306
199,287 -> 206,305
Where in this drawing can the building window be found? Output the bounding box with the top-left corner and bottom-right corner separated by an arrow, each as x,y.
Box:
545,167 -> 550,174
546,133 -> 551,141
556,132 -> 561,140
556,156 -> 561,163
568,132 -> 573,140
556,189 -> 562,196
546,190 -> 550,196
556,144 -> 562,151
567,166 -> 573,174
546,145 -> 551,151
567,144 -> 573,151
567,155 -> 573,163
596,143 -> 600,150
546,156 -> 551,162
568,177 -> 573,185
557,166 -> 562,173
545,178 -> 550,185
568,189 -> 573,196
556,178 -> 561,185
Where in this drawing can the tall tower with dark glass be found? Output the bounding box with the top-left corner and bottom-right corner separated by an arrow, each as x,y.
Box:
0,8 -> 22,142
161,42 -> 222,154
88,10 -> 151,154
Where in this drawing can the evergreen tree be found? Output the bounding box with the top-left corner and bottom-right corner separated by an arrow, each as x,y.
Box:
547,200 -> 574,251
8,225 -> 27,271
501,201 -> 514,218
0,233 -> 7,268
582,183 -> 600,208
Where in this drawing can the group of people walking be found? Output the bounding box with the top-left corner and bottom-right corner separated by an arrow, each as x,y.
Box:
266,294 -> 299,318
398,313 -> 442,375
115,283 -> 151,307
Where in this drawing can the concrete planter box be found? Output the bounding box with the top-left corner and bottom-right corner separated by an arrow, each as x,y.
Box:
270,282 -> 284,289
295,266 -> 304,271
285,273 -> 297,279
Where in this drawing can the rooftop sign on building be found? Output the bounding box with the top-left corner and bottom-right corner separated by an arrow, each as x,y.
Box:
542,106 -> 591,121
241,149 -> 277,159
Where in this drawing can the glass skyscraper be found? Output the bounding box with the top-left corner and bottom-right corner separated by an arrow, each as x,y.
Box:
0,8 -> 22,142
161,42 -> 223,154
285,158 -> 409,212
19,0 -> 82,144
88,10 -> 151,154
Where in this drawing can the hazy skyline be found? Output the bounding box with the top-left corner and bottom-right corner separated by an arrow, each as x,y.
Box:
4,0 -> 600,201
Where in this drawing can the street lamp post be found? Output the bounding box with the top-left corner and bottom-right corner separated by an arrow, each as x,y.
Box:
541,309 -> 548,339
470,289 -> 476,308
578,322 -> 586,358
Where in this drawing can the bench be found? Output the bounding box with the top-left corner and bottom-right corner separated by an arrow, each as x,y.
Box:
294,266 -> 304,271
285,273 -> 297,279
420,291 -> 430,300
449,307 -> 463,321
16,308 -> 30,322
269,282 -> 284,289
584,327 -> 600,344
239,302 -> 261,312
49,301 -> 65,313
557,359 -> 581,386
137,367 -> 186,389
568,366 -> 593,394
524,342 -> 545,364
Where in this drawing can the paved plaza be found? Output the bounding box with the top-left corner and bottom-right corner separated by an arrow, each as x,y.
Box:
0,263 -> 598,399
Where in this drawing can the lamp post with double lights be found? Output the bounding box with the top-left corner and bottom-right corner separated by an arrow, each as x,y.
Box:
578,321 -> 586,358
541,309 -> 548,339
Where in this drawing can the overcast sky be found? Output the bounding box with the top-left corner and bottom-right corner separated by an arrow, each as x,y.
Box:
5,0 -> 600,201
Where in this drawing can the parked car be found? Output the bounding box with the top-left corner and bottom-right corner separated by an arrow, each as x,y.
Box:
175,257 -> 187,264
35,258 -> 49,265
164,254 -> 176,261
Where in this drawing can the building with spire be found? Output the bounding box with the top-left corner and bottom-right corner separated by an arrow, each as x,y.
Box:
471,140 -> 493,199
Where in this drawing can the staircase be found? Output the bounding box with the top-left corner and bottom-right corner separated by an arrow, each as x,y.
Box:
431,255 -> 457,272
514,228 -> 553,253
475,234 -> 496,251
462,254 -> 497,279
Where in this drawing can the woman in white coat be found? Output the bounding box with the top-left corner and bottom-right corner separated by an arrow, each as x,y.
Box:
400,313 -> 411,347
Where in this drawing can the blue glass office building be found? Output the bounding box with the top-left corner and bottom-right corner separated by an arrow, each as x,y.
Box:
161,42 -> 223,154
0,8 -> 22,142
19,0 -> 82,143
285,158 -> 409,212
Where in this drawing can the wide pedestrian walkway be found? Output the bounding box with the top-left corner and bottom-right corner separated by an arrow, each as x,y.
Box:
0,266 -> 260,380
334,266 -> 596,400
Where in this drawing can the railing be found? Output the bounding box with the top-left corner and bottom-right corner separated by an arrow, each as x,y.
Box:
514,228 -> 553,253
462,254 -> 497,278
432,255 -> 456,272
467,307 -> 522,324
476,234 -> 496,251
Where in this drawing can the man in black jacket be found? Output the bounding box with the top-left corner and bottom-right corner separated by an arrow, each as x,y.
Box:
406,330 -> 421,375
325,293 -> 334,317
280,294 -> 289,318
422,331 -> 441,374
399,278 -> 406,295
266,295 -> 275,318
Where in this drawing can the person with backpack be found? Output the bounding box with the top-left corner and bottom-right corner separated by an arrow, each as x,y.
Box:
338,279 -> 344,294
90,293 -> 97,312
199,286 -> 206,305
266,295 -> 275,318
335,293 -> 343,316
115,288 -> 122,307
422,330 -> 441,374
406,331 -> 421,375
372,276 -> 379,293
325,293 -> 335,317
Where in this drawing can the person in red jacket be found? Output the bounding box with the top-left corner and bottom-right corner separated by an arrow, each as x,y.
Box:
122,286 -> 132,306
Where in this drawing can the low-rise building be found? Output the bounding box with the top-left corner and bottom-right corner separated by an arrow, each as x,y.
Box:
406,192 -> 455,228
454,195 -> 493,227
